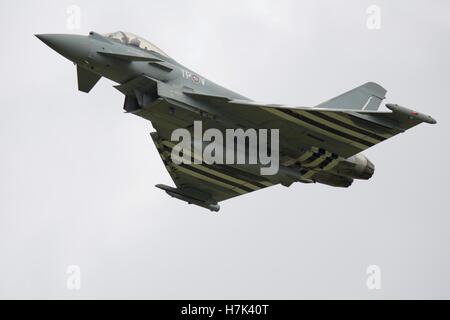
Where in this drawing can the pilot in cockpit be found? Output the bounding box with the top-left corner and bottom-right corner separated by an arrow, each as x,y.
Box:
129,37 -> 141,48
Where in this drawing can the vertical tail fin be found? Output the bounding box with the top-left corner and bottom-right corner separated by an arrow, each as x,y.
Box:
315,82 -> 387,111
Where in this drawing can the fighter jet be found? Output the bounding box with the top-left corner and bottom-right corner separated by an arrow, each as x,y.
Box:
36,31 -> 436,212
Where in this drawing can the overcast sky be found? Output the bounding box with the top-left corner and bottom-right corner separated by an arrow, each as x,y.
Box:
1,0 -> 449,299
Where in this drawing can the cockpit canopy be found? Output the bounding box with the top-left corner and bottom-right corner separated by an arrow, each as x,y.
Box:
104,31 -> 169,58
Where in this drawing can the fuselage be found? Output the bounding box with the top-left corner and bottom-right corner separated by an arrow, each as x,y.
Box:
86,32 -> 247,101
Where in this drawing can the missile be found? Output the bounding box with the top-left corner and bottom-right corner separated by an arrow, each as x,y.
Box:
155,184 -> 220,212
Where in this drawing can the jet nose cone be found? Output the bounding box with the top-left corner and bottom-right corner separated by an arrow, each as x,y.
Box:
35,34 -> 47,43
36,34 -> 90,63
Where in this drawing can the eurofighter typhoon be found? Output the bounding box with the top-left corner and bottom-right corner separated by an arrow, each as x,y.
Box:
36,31 -> 436,212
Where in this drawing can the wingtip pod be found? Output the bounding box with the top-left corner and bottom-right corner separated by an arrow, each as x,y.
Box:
386,104 -> 437,124
155,184 -> 220,212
